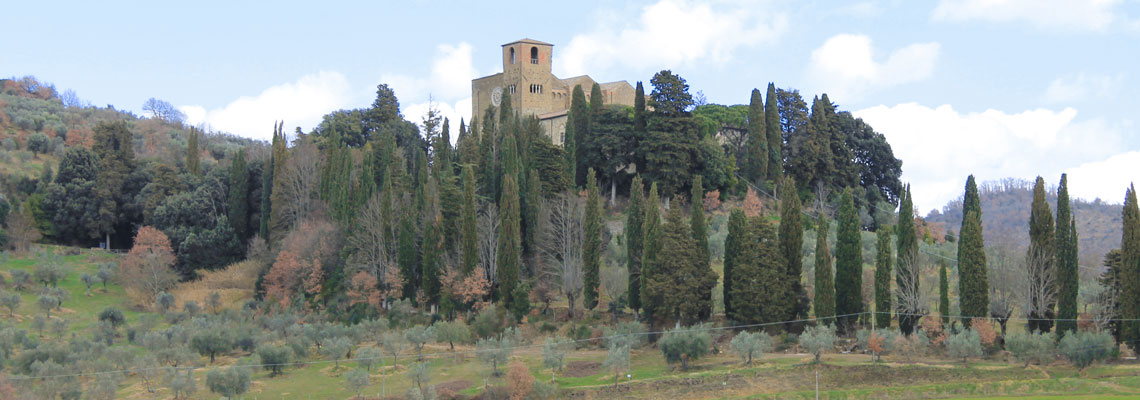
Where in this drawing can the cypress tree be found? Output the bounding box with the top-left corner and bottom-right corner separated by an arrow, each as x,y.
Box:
497,173 -> 522,304
421,179 -> 443,307
258,154 -> 272,240
691,175 -> 710,270
633,81 -> 647,169
724,209 -> 748,320
958,175 -> 989,328
590,83 -> 604,117
268,121 -> 290,244
187,126 -> 200,176
814,212 -> 835,326
896,184 -> 920,334
479,106 -> 497,198
626,175 -> 646,315
764,83 -> 783,182
524,168 -> 542,267
939,261 -> 950,326
641,182 -> 662,321
437,118 -> 453,174
1055,174 -> 1079,337
460,165 -> 478,275
874,226 -> 892,329
583,169 -> 602,310
227,149 -> 250,242
644,206 -> 718,326
779,177 -> 805,321
397,212 -> 419,300
729,216 -> 788,325
357,144 -> 377,208
1119,185 -> 1139,351
570,85 -> 590,187
834,188 -> 862,333
746,88 -> 768,185
1027,176 -> 1055,333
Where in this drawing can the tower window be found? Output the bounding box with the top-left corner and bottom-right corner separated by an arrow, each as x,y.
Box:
509,48 -> 515,64
530,84 -> 543,94
530,47 -> 539,64
508,85 -> 516,94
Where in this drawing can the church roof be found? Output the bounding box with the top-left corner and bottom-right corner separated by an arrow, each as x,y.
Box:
503,38 -> 553,47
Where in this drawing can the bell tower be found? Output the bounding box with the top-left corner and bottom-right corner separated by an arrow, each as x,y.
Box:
501,38 -> 554,111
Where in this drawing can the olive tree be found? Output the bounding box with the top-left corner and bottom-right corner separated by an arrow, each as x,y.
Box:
206,366 -> 251,399
433,320 -> 471,352
381,331 -> 408,367
404,325 -> 435,361
659,327 -> 711,370
1059,331 -> 1114,371
1,291 -> 20,317
799,324 -> 837,364
947,329 -> 983,365
322,336 -> 352,369
355,346 -> 383,371
345,367 -> 370,398
256,344 -> 292,377
730,331 -> 773,365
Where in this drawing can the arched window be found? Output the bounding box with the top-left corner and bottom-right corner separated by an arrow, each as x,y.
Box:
509,48 -> 515,64
530,47 -> 539,64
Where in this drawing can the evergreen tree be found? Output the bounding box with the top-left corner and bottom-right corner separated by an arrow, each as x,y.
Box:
834,188 -> 863,333
497,173 -> 522,304
746,88 -> 768,185
569,85 -> 590,187
1055,174 -> 1079,337
267,121 -> 290,244
958,175 -> 989,328
940,261 -> 950,326
764,83 -> 783,182
896,185 -> 920,335
583,169 -> 602,310
814,213 -> 835,325
187,127 -> 201,176
524,169 -> 542,270
421,179 -> 444,307
728,216 -> 788,325
227,149 -> 250,242
633,82 -> 647,170
1119,185 -> 1139,351
724,209 -> 747,319
690,175 -> 710,270
641,182 -> 662,321
644,206 -> 717,326
778,177 -> 806,321
479,106 -> 498,199
1027,176 -> 1055,333
398,212 -> 420,300
874,226 -> 892,329
460,165 -> 478,275
626,175 -> 646,315
258,136 -> 274,240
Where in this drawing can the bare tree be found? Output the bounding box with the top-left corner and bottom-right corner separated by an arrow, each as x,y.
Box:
895,249 -> 931,331
281,140 -> 322,229
602,265 -> 628,323
477,203 -> 500,285
987,242 -> 1021,335
347,192 -> 399,298
142,98 -> 186,124
1022,243 -> 1056,334
540,192 -> 584,319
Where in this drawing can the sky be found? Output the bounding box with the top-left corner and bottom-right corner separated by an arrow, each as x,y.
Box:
3,0 -> 1138,214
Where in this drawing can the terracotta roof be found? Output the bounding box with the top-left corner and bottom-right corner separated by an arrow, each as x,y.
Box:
502,38 -> 554,47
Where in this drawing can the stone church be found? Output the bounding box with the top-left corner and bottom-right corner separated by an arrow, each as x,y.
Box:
472,38 -> 636,146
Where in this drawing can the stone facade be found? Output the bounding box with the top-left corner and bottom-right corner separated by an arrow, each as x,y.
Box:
472,38 -> 636,146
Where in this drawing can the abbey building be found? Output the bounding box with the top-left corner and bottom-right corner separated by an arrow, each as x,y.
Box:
471,38 -> 636,145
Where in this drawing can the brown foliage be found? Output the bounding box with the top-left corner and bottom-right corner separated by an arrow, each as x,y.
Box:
263,219 -> 338,309
920,314 -> 948,346
7,204 -> 40,253
347,271 -> 382,309
742,188 -> 763,217
121,226 -> 178,304
973,318 -> 998,348
507,360 -> 534,400
447,267 -> 491,311
868,332 -> 886,354
703,190 -> 721,211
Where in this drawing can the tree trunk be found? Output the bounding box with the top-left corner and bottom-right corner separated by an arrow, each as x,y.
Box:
568,293 -> 576,319
610,179 -> 616,207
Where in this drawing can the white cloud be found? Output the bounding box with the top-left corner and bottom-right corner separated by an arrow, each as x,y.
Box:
932,0 -> 1129,32
1065,151 -> 1140,203
179,71 -> 352,141
381,42 -> 477,134
556,0 -> 788,77
1044,73 -> 1124,104
853,103 -> 1130,213
805,34 -> 940,102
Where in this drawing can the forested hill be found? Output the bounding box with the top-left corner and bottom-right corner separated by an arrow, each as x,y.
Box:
924,178 -> 1121,270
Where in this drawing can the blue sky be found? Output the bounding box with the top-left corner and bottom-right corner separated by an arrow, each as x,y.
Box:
3,0 -> 1139,213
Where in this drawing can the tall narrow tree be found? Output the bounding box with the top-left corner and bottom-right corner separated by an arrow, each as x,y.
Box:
764,83 -> 783,182
633,82 -> 647,170
939,261 -> 950,326
497,173 -> 522,304
626,175 -> 646,316
460,165 -> 478,275
729,216 -> 788,325
641,182 -> 662,321
1055,174 -> 1079,337
1027,176 -> 1055,334
421,179 -> 444,307
958,175 -> 989,328
778,177 -> 805,321
187,127 -> 201,176
569,85 -> 590,187
724,209 -> 747,319
227,149 -> 250,242
874,226 -> 892,329
583,169 -> 602,310
746,89 -> 768,185
896,184 -> 920,335
690,175 -> 710,271
1119,185 -> 1139,351
814,213 -> 835,325
834,188 -> 862,333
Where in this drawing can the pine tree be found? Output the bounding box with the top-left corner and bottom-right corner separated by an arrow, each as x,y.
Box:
497,173 -> 522,305
1119,184 -> 1139,351
724,209 -> 747,319
958,175 -> 989,328
834,188 -> 862,333
1027,176 -> 1055,333
583,169 -> 602,310
874,226 -> 892,329
764,83 -> 783,182
746,89 -> 768,185
814,212 -> 835,326
690,175 -> 710,271
778,177 -> 805,321
626,175 -> 646,315
1055,174 -> 1079,337
569,85 -> 590,187
939,261 -> 950,326
227,149 -> 250,242
641,182 -> 662,321
460,165 -> 478,275
896,184 -> 920,335
421,179 -> 443,307
186,127 -> 200,176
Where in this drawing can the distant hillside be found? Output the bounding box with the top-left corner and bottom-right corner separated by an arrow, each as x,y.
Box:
924,178 -> 1122,272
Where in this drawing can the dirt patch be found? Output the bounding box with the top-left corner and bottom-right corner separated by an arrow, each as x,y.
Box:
563,361 -> 601,378
435,379 -> 472,393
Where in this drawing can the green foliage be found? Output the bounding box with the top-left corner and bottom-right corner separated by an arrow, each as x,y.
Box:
98,306 -> 125,328
958,176 -> 989,327
186,127 -> 200,176
640,182 -> 662,321
498,173 -> 522,304
543,336 -> 572,372
26,132 -> 49,155
206,366 -> 251,399
569,85 -> 590,186
1006,331 -> 1055,367
461,165 -> 479,275
583,169 -> 602,310
746,88 -> 768,184
472,304 -> 505,339
626,175 -> 646,314
730,330 -> 773,364
644,206 -> 717,326
874,227 -> 892,329
1122,185 -> 1140,351
640,115 -> 698,199
1055,174 -> 1079,337
947,329 -> 983,364
649,70 -> 694,117
191,326 -> 234,364
659,326 -> 711,370
765,83 -> 783,182
1058,331 -> 1114,370
421,179 -> 444,307
896,185 -> 920,334
799,324 -> 837,363
834,188 -> 863,333
728,216 -> 789,326
723,209 -> 747,318
345,367 -> 370,397
508,280 -> 531,322
1027,177 -> 1056,333
690,175 -> 710,272
814,213 -> 835,325
433,319 -> 471,351
256,344 -> 291,377
940,262 -> 950,326
227,149 -> 250,242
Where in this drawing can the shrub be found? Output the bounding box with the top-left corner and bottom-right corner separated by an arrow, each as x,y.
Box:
472,304 -> 505,339
206,366 -> 251,399
972,318 -> 999,351
730,331 -> 773,365
947,329 -> 982,365
799,324 -> 837,363
26,132 -> 49,155
507,360 -> 534,400
1058,331 -> 1114,371
659,327 -> 711,370
1006,331 -> 1054,367
98,307 -> 126,328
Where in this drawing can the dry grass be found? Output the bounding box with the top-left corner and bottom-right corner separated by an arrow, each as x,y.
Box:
170,260 -> 262,311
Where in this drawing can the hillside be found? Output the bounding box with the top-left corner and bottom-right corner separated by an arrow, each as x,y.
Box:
924,178 -> 1122,274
